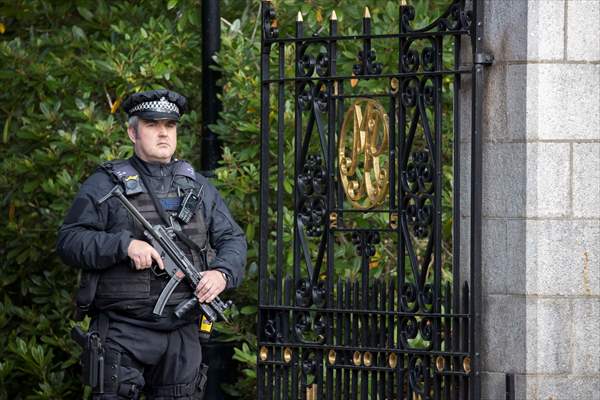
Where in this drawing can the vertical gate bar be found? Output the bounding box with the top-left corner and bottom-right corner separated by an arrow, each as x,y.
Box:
265,280 -> 273,400
379,279 -> 386,400
352,280 -> 359,400
300,347 -> 307,400
284,277 -> 292,400
470,0 -> 485,397
397,1 -> 408,369
274,40 -> 284,399
444,282 -> 452,399
272,289 -> 281,397
258,3 -> 272,398
389,88 -> 398,400
326,13 -> 338,400
371,280 -> 379,400
292,18 -> 302,400
452,22 -> 462,400
276,42 -> 285,307
433,33 -> 444,400
336,278 -> 343,399
360,234 -> 368,400
316,350 -> 324,400
387,280 -> 394,400
337,80 -> 345,226
359,20 -> 372,400
344,278 -> 351,400
292,304 -> 300,400
389,71 -> 397,215
461,282 -> 470,398
293,10 -> 303,290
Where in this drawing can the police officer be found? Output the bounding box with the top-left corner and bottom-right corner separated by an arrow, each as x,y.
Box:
57,89 -> 246,399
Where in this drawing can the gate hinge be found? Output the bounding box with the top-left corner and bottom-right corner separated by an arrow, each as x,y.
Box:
474,52 -> 494,65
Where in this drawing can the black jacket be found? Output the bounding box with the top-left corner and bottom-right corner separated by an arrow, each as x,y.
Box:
57,156 -> 247,289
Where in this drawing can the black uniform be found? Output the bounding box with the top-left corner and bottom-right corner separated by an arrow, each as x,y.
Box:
57,155 -> 246,399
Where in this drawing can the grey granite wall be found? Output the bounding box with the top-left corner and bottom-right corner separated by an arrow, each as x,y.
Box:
462,1 -> 599,398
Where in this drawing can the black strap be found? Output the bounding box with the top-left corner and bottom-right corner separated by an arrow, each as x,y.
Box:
149,366 -> 206,397
128,157 -> 206,257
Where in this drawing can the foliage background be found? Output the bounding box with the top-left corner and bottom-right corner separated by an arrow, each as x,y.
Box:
0,0 -> 453,398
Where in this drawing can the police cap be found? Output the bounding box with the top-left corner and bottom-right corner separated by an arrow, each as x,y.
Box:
122,89 -> 187,121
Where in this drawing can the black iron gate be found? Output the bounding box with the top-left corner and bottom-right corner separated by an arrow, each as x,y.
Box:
257,1 -> 488,398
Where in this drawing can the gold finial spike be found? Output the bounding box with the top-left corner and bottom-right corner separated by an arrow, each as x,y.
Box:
400,0 -> 407,5
364,6 -> 371,19
330,10 -> 338,21
297,11 -> 303,22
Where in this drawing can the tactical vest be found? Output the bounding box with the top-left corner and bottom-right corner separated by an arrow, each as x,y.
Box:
92,159 -> 208,316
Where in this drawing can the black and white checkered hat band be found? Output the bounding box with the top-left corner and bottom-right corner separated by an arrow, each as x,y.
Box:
129,97 -> 180,115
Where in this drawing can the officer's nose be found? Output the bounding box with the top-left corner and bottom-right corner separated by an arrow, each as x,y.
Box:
158,124 -> 168,136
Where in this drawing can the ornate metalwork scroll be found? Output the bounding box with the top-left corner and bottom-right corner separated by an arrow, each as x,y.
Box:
339,98 -> 389,210
258,0 -> 488,399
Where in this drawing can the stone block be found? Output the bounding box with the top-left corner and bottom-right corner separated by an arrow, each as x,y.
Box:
567,0 -> 600,61
527,375 -> 600,400
527,63 -> 600,141
513,373 -> 528,400
571,298 -> 600,375
527,0 -> 565,60
526,142 -> 571,218
482,218 -> 507,295
505,219 -> 527,294
482,143 -> 527,218
506,64 -> 528,142
525,219 -> 539,296
480,371 -> 506,400
573,142 -> 600,218
482,63 -> 508,143
526,298 -> 572,374
482,218 -> 528,296
482,294 -> 527,373
527,219 -> 600,296
483,0 -> 528,62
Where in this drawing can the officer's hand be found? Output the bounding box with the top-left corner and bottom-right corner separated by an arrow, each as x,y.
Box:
127,239 -> 164,270
195,270 -> 227,303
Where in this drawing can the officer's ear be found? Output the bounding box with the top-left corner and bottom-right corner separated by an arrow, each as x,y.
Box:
127,125 -> 137,143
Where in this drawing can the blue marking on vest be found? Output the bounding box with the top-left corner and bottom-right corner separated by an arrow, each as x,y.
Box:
160,197 -> 182,211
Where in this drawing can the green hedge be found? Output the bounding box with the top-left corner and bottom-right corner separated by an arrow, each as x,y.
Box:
0,1 -> 452,398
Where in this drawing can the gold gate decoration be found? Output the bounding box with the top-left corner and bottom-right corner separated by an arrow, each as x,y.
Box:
338,98 -> 389,209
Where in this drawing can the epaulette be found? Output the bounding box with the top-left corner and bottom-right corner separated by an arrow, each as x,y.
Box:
173,159 -> 198,181
98,159 -> 145,196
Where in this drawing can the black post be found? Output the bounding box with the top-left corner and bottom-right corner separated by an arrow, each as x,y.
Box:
201,0 -> 222,174
201,5 -> 231,399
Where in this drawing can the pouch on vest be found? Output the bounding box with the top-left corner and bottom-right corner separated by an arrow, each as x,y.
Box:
75,270 -> 100,321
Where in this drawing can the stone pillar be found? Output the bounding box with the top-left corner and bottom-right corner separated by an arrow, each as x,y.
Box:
463,0 -> 599,398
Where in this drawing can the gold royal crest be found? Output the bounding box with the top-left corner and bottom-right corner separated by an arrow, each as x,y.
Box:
338,98 -> 390,210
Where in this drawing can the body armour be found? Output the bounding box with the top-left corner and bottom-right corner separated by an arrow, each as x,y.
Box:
90,159 -> 208,320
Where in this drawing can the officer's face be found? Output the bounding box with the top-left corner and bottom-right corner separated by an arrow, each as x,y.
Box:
128,119 -> 177,163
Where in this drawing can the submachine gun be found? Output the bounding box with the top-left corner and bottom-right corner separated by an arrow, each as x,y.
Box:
98,185 -> 233,322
